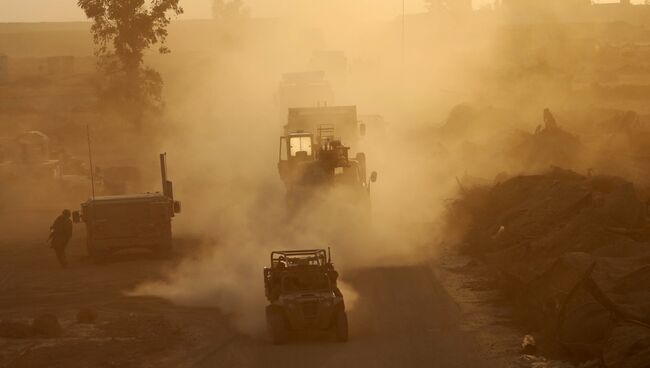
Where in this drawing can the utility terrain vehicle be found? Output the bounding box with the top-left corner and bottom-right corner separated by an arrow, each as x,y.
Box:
263,249 -> 348,344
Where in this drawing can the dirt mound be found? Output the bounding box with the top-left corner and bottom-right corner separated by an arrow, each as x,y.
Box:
449,167 -> 650,365
0,320 -> 31,338
0,315 -> 62,339
604,323 -> 650,368
76,308 -> 97,324
31,314 -> 62,337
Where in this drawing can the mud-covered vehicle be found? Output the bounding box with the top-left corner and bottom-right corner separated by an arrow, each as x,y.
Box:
72,153 -> 181,263
263,249 -> 348,344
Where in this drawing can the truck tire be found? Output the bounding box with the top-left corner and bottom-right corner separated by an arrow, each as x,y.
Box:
335,310 -> 348,343
267,310 -> 288,345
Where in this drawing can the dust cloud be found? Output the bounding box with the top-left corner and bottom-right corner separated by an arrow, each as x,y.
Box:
127,1 -> 650,335
128,3 -> 466,334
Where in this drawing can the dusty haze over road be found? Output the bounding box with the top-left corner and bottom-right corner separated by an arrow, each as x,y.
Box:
2,1 -> 650,367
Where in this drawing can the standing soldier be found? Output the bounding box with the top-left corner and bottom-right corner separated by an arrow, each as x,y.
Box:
49,209 -> 73,268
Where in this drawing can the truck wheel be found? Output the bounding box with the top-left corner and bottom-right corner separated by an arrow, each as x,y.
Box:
267,310 -> 288,345
335,311 -> 348,343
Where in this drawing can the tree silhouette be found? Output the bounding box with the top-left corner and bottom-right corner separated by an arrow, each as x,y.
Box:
78,0 -> 183,127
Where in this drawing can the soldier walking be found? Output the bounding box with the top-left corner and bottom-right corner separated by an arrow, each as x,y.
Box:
49,209 -> 73,268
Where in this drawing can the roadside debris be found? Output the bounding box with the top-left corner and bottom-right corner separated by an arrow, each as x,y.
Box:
521,334 -> 537,355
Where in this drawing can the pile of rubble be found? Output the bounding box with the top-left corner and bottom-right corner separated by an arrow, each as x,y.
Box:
450,167 -> 650,368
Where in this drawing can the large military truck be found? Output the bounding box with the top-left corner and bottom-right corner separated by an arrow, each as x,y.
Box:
72,153 -> 181,263
263,249 -> 348,344
277,127 -> 377,211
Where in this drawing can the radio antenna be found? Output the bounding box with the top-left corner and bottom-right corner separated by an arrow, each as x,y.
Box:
86,125 -> 96,199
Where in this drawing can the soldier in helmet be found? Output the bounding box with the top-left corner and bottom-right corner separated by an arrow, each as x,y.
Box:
49,209 -> 73,268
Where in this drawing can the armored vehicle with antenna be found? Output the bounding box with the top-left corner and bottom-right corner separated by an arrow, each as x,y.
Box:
72,153 -> 181,263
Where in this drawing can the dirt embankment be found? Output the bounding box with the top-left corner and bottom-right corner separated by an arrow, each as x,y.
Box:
448,167 -> 650,368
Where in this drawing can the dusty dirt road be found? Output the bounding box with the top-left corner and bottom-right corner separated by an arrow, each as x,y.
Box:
195,266 -> 499,368
0,212 -> 501,368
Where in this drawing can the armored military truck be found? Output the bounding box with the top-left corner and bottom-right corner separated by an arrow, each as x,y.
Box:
263,249 -> 348,344
72,153 -> 181,263
277,128 -> 377,212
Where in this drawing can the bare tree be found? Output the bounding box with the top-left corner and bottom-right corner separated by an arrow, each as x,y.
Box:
78,0 -> 183,127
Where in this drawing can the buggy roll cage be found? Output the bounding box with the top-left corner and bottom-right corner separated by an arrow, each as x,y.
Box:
270,249 -> 331,268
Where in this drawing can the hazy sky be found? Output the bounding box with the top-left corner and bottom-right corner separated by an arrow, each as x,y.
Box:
0,0 -> 641,23
0,0 -> 416,22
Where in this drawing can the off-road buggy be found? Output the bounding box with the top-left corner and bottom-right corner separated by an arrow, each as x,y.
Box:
263,249 -> 348,344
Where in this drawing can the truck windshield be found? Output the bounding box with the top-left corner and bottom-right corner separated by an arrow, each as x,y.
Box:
289,136 -> 312,157
282,273 -> 330,293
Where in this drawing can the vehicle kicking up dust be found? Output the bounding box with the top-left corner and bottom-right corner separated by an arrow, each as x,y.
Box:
263,249 -> 348,344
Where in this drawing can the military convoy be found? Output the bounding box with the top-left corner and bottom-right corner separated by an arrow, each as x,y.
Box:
21,96 -> 371,348
263,249 -> 348,344
72,153 -> 181,263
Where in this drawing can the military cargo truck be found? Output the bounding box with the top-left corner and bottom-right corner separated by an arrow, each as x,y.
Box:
263,249 -> 348,344
277,128 -> 377,211
72,153 -> 181,263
